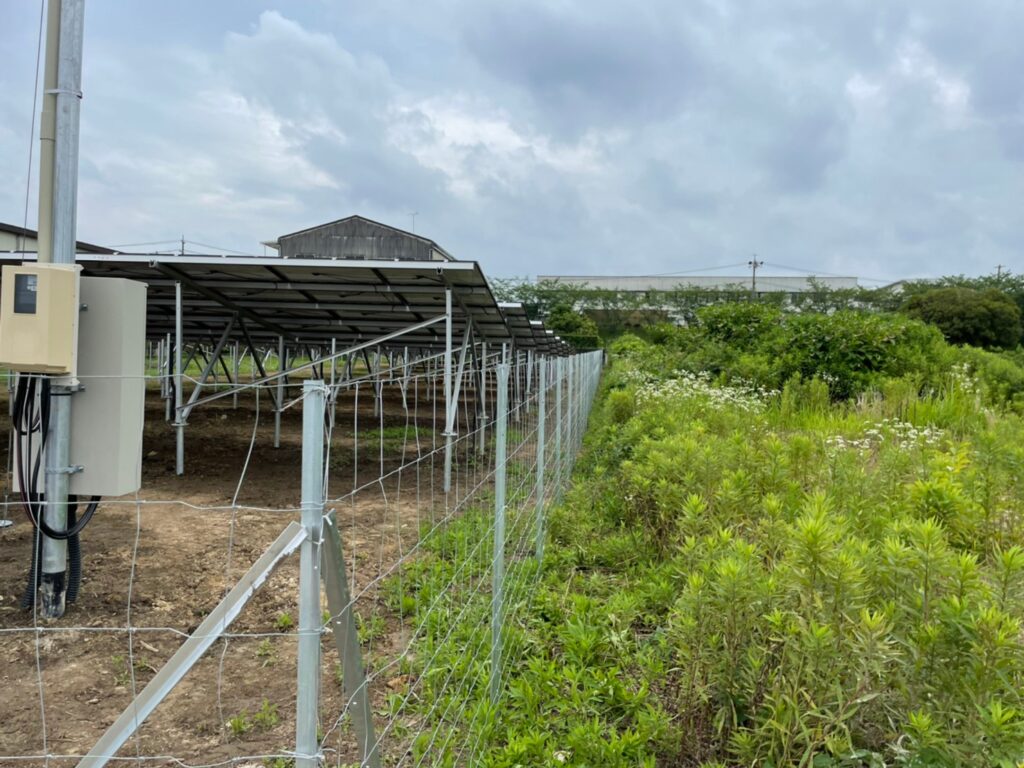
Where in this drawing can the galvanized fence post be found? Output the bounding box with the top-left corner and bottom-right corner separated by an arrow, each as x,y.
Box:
491,362 -> 510,705
566,355 -> 575,463
554,357 -> 563,499
297,380 -> 325,768
535,358 -> 546,563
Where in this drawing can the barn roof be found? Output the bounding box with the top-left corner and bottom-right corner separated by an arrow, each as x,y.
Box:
267,215 -> 455,261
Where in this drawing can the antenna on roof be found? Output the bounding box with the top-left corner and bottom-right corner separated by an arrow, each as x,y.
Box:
408,212 -> 418,233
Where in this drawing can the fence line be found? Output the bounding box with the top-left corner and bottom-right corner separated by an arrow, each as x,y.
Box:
0,345 -> 603,766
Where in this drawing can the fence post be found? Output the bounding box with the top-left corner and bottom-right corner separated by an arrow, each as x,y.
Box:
535,358 -> 546,563
554,357 -> 563,499
297,380 -> 325,768
566,355 -> 575,463
491,362 -> 510,705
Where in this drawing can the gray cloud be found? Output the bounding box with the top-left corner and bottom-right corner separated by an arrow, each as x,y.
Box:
0,1 -> 1022,281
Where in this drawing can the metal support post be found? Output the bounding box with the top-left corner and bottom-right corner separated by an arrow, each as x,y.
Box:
231,341 -> 240,409
296,380 -> 325,768
40,386 -> 70,616
491,362 -> 509,705
274,336 -> 285,449
477,342 -> 488,456
37,0 -> 86,617
512,347 -> 522,424
156,337 -> 164,399
372,348 -> 381,418
443,288 -> 454,494
329,338 -> 337,390
174,282 -> 185,475
535,358 -> 547,563
555,358 -> 563,498
567,356 -> 576,456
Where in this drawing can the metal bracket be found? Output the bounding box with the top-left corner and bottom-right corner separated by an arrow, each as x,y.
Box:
46,464 -> 83,475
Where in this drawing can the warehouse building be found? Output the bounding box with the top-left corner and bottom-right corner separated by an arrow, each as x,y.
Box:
263,215 -> 455,261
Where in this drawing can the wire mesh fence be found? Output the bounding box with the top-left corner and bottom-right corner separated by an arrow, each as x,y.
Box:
0,345 -> 602,767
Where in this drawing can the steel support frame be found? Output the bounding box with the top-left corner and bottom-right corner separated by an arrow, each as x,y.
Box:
180,315 -> 235,422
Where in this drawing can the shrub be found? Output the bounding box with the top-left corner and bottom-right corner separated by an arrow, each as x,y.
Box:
905,286 -> 1022,349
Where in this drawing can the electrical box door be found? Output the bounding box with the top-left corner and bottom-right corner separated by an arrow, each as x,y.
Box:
69,276 -> 147,497
0,263 -> 82,374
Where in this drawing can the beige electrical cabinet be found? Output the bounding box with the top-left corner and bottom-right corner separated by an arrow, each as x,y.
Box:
70,276 -> 147,497
0,263 -> 82,374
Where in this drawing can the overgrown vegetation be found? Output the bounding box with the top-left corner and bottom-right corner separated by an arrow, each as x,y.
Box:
472,309 -> 1024,767
492,270 -> 1024,348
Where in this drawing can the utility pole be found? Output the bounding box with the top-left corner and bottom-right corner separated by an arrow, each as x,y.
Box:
36,0 -> 86,618
996,264 -> 1005,279
408,211 -> 418,233
748,257 -> 764,298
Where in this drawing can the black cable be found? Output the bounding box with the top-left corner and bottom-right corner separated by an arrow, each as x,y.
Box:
13,375 -> 101,539
66,502 -> 81,604
19,526 -> 42,610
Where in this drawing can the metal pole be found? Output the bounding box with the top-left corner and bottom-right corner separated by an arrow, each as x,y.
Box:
296,380 -> 325,768
443,288 -> 454,494
231,341 -> 240,409
491,362 -> 509,705
329,337 -> 336,390
477,341 -> 488,456
164,332 -> 172,422
175,282 -> 184,475
535,358 -> 546,563
555,357 -> 563,498
274,336 -> 285,448
36,0 -> 58,265
37,0 -> 86,619
566,356 -> 574,468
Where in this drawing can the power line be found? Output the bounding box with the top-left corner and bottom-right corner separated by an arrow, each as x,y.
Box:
109,240 -> 182,248
763,261 -> 894,285
185,240 -> 251,256
643,261 -> 750,277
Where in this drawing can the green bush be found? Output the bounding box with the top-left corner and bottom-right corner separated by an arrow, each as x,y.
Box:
905,286 -> 1022,349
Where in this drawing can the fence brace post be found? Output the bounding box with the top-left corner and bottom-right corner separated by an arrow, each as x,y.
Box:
491,362 -> 510,705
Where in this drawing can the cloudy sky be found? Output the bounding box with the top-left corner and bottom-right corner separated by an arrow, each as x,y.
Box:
1,1 -> 1022,282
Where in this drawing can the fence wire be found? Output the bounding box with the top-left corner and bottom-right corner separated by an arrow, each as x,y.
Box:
0,345 -> 602,767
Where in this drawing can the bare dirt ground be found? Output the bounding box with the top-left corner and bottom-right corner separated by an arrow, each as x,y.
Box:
0,380 -> 489,767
